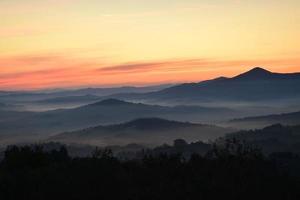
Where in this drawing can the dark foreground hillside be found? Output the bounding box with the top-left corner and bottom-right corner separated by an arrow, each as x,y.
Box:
1,140 -> 300,200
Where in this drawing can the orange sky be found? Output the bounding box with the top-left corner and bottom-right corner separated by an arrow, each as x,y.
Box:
1,0 -> 300,90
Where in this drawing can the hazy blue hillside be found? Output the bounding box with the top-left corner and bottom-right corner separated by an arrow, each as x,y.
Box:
0,102 -> 24,111
0,84 -> 175,111
228,111 -> 300,129
35,94 -> 100,104
0,99 -> 238,145
0,110 -> 34,123
0,84 -> 173,103
50,118 -> 233,146
1,68 -> 299,146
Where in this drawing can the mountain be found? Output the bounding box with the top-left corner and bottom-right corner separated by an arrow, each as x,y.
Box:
108,67 -> 300,104
35,95 -> 100,104
50,118 -> 233,146
233,67 -> 300,80
0,84 -> 175,111
0,110 -> 34,123
0,84 -> 174,103
0,102 -> 23,111
0,99 -> 238,145
110,118 -> 195,130
90,98 -> 133,106
233,67 -> 276,80
228,111 -> 300,129
31,95 -> 102,110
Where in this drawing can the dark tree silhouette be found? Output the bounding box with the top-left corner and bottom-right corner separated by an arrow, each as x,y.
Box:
0,141 -> 300,200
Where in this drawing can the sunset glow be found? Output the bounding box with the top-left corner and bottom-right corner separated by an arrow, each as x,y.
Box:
1,0 -> 300,90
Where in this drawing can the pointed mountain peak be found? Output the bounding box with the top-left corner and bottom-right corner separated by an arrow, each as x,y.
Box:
233,67 -> 273,80
247,67 -> 271,74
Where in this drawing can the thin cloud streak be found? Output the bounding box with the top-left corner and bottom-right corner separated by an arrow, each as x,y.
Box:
98,59 -> 210,74
98,59 -> 300,74
1,54 -> 300,90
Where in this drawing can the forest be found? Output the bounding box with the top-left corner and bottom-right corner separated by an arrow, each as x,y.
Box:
1,139 -> 300,200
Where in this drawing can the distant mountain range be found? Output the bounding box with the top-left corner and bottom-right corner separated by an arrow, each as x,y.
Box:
1,67 -> 299,146
50,118 -> 234,146
35,95 -> 100,104
0,84 -> 174,103
0,84 -> 176,111
108,67 -> 300,104
0,99 -> 238,143
0,102 -> 23,111
228,111 -> 300,129
1,68 -> 299,115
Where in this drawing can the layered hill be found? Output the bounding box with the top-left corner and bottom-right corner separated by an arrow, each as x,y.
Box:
225,124 -> 300,154
50,118 -> 233,146
0,99 -> 237,140
0,84 -> 173,103
228,111 -> 300,129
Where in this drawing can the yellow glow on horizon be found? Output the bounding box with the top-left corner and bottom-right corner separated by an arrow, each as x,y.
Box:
0,0 -> 300,89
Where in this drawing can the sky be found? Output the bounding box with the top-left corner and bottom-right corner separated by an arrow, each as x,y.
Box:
1,0 -> 300,90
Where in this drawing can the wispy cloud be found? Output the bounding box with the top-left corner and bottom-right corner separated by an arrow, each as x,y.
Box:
1,53 -> 300,90
98,58 -> 300,75
98,59 -> 215,74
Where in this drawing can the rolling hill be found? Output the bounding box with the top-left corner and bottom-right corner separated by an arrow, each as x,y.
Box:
0,99 -> 238,143
0,102 -> 23,111
0,84 -> 173,103
224,124 -> 300,154
35,95 -> 100,104
50,118 -> 234,146
0,84 -> 175,111
228,111 -> 300,129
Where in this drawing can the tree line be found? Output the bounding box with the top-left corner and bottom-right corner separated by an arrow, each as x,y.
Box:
0,139 -> 300,200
